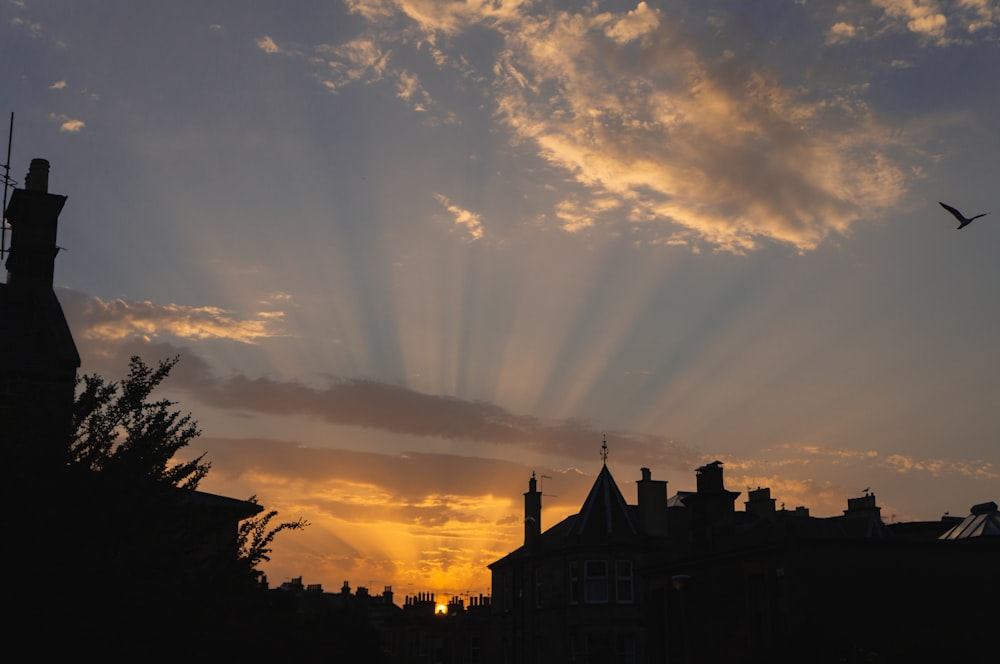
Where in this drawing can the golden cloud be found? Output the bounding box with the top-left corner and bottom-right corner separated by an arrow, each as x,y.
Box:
61,290 -> 285,344
256,35 -> 282,54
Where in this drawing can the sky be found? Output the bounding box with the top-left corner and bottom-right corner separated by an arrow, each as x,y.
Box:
3,0 -> 999,600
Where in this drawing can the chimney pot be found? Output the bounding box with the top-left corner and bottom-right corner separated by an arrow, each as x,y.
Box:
25,158 -> 50,193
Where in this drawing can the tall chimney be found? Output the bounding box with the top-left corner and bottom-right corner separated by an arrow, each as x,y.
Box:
4,158 -> 67,289
524,472 -> 542,550
637,467 -> 669,537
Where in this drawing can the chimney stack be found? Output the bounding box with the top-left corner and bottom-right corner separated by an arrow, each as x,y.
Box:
637,467 -> 669,537
3,157 -> 67,289
524,472 -> 542,550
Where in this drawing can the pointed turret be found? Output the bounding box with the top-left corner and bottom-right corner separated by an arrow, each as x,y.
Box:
568,464 -> 637,540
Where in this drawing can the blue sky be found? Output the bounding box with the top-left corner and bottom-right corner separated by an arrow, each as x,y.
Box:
4,0 -> 998,596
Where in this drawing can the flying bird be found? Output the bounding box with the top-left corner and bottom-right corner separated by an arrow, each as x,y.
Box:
939,201 -> 990,229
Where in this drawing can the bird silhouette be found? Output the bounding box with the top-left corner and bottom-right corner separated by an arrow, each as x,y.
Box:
939,201 -> 990,229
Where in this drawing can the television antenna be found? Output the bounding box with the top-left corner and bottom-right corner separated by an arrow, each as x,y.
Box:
1,112 -> 15,262
540,474 -> 557,498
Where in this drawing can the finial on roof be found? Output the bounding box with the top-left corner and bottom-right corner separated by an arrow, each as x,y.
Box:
600,434 -> 608,465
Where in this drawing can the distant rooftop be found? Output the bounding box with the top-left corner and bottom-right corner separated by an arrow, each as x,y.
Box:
939,502 -> 999,540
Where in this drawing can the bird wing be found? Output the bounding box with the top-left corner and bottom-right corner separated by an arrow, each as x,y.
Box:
939,201 -> 965,221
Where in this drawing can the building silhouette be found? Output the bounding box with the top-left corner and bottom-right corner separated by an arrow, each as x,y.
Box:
2,158 -> 267,658
488,448 -> 998,663
1,158 -> 80,470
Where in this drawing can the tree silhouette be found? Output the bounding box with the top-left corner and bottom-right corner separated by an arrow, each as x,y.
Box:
68,354 -> 307,585
70,355 -> 209,488
10,355 -> 322,658
237,495 -> 309,576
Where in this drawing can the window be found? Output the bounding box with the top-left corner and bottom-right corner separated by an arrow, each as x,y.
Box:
615,560 -> 633,603
584,560 -> 608,603
570,561 -> 580,604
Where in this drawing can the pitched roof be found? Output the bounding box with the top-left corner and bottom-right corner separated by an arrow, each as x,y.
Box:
567,464 -> 637,539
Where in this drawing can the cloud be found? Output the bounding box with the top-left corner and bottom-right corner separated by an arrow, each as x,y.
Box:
308,2 -> 918,252
434,193 -> 485,240
57,288 -> 701,471
743,442 -> 997,481
59,289 -> 285,344
826,0 -> 997,45
395,69 -> 436,113
604,2 -> 661,44
58,288 -> 701,471
49,80 -> 67,90
256,35 -> 282,54
882,453 -> 997,479
184,371 -> 700,468
317,38 -> 391,90
49,113 -> 84,132
198,438 -> 536,504
494,7 -> 913,252
873,0 -> 948,43
826,21 -> 860,44
9,16 -> 42,37
957,0 -> 999,32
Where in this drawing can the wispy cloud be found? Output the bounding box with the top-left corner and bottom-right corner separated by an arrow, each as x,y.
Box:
59,289 -> 285,344
433,193 -> 485,240
9,15 -> 42,37
287,2 -> 932,253
748,442 -> 997,481
395,69 -> 432,111
49,80 -> 67,90
882,453 -> 997,479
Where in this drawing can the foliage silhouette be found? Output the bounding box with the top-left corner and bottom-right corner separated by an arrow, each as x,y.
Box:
69,354 -> 307,581
237,495 -> 309,575
70,355 -> 209,488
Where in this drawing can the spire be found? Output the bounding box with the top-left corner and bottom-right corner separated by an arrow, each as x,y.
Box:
600,434 -> 608,465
